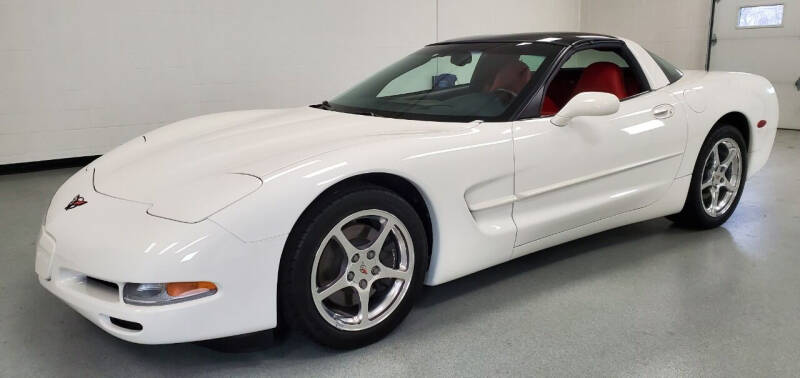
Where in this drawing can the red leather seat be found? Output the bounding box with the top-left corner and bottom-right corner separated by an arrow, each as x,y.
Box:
540,62 -> 629,116
541,96 -> 559,116
571,62 -> 628,99
623,72 -> 642,96
488,60 -> 532,95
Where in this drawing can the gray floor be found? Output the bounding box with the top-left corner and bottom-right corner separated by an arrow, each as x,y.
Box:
1,130 -> 799,377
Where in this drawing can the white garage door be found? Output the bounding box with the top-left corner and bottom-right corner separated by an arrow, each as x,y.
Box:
710,1 -> 799,130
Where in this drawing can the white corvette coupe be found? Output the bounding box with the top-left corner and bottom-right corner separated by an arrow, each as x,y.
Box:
36,33 -> 777,348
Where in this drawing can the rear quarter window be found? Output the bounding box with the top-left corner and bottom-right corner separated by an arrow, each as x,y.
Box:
646,50 -> 683,84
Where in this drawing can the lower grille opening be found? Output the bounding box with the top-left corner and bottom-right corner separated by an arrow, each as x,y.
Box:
109,317 -> 143,331
59,270 -> 120,303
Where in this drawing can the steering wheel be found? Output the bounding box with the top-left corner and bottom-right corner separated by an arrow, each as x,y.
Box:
490,88 -> 518,105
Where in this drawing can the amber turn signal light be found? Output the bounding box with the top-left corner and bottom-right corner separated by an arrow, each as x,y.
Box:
166,281 -> 217,297
123,281 -> 218,306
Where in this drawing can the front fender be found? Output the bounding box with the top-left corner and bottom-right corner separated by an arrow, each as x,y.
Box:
210,122 -> 519,285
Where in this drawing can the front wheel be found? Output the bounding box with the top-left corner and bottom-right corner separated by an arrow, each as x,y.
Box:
669,124 -> 747,228
279,185 -> 428,349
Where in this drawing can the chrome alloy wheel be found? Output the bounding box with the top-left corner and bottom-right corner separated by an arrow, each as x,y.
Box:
310,209 -> 414,331
700,138 -> 742,217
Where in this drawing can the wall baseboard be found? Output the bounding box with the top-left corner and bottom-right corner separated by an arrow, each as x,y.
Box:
0,156 -> 99,176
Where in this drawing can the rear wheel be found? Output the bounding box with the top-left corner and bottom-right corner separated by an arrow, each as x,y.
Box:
669,124 -> 747,228
279,185 -> 427,349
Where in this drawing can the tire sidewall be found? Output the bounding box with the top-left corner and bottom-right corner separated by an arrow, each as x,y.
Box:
685,125 -> 748,228
281,186 -> 428,348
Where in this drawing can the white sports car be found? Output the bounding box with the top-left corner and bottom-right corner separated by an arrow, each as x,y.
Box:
36,32 -> 778,348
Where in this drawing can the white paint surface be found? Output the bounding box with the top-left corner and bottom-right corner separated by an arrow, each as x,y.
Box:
35,47 -> 778,342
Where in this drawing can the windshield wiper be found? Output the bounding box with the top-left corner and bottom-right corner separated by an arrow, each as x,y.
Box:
313,100 -> 333,110
314,101 -> 384,117
354,111 -> 384,118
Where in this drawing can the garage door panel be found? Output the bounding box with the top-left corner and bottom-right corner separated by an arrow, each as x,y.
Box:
774,84 -> 800,129
711,38 -> 800,83
710,0 -> 800,130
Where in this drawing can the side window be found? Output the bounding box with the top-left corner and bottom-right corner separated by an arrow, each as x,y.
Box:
646,50 -> 683,84
378,52 -> 481,97
540,47 -> 648,116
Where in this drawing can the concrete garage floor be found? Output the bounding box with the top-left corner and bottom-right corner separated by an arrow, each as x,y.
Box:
1,130 -> 799,377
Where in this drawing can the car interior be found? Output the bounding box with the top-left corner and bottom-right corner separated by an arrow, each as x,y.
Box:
472,54 -> 534,98
371,52 -> 542,117
363,44 -> 652,121
541,47 -> 647,116
380,53 -> 538,105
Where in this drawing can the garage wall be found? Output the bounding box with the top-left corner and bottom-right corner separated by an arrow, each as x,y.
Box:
580,0 -> 711,70
437,0 -> 582,41
0,0 -> 580,165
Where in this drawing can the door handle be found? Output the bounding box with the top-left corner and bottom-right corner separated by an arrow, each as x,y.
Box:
795,76 -> 800,91
652,104 -> 674,119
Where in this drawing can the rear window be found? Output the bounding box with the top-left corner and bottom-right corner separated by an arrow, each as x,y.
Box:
646,50 -> 683,84
563,49 -> 629,68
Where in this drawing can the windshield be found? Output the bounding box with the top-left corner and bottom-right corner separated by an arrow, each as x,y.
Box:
323,42 -> 562,122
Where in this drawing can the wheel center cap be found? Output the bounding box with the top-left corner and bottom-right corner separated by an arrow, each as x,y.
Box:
359,264 -> 368,275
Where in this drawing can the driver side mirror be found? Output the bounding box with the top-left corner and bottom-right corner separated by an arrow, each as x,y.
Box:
550,92 -> 620,127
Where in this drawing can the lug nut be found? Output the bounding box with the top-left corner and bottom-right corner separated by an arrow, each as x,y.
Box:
371,266 -> 380,275
347,272 -> 355,281
367,250 -> 375,259
351,254 -> 360,263
359,279 -> 367,289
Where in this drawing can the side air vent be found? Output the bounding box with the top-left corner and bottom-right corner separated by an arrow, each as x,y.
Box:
109,317 -> 143,331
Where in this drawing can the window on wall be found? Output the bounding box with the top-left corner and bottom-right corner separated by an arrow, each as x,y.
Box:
738,4 -> 784,28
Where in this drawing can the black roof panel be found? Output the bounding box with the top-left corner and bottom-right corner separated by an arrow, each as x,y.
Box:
429,32 -> 617,46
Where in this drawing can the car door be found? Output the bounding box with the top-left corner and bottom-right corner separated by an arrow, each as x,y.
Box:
511,43 -> 687,250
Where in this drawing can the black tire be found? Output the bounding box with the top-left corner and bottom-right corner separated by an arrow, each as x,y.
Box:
278,184 -> 428,349
668,124 -> 748,229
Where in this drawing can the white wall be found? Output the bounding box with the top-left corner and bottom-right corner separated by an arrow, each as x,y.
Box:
580,0 -> 711,70
437,0 -> 581,41
1,0 -> 580,165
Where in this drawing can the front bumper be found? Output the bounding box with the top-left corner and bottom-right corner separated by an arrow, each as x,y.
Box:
36,170 -> 287,344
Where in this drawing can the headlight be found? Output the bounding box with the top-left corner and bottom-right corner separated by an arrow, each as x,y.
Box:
123,281 -> 217,306
145,173 -> 263,223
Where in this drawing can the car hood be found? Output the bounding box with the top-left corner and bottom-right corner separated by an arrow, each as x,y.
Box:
91,107 -> 460,219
